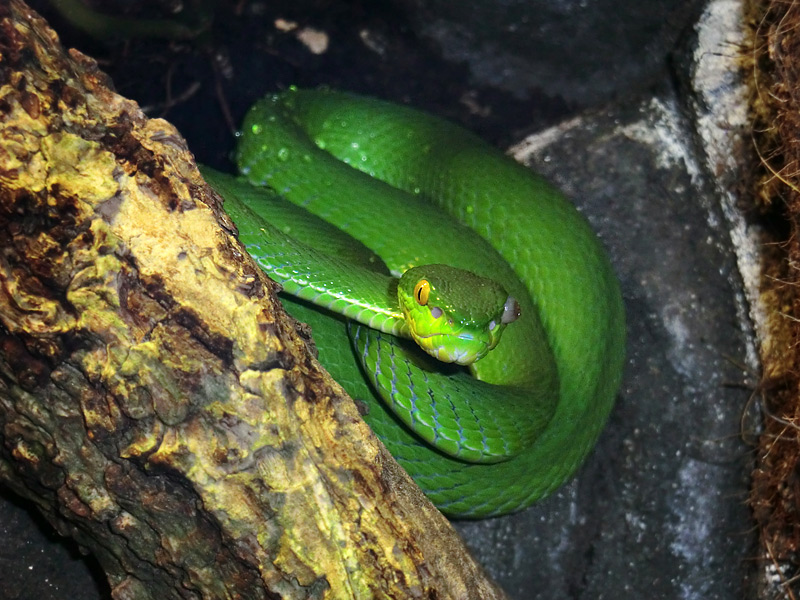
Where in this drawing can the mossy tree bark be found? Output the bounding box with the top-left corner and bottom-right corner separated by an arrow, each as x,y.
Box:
0,2 -> 506,598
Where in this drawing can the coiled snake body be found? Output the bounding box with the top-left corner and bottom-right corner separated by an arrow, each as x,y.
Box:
205,88 -> 626,518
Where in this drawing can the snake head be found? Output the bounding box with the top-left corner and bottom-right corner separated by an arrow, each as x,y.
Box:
397,264 -> 520,365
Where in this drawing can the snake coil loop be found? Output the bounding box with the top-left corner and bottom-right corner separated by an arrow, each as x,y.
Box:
213,88 -> 626,517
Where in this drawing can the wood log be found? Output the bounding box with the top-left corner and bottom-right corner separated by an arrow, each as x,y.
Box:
0,2 -> 506,598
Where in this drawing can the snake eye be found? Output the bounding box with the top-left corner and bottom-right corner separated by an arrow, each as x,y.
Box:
414,279 -> 430,305
501,296 -> 521,324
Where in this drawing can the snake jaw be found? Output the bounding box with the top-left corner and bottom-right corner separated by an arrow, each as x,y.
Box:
402,304 -> 510,365
411,329 -> 489,365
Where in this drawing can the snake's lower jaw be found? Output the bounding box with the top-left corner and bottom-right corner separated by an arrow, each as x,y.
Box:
406,313 -> 513,365
411,331 -> 492,365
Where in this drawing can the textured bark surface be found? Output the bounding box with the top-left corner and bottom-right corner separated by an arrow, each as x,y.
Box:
0,2 -> 505,598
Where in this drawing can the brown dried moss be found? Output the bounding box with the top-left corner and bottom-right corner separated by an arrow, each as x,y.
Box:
748,0 -> 800,593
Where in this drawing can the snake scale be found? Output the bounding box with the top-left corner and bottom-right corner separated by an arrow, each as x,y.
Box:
204,88 -> 626,518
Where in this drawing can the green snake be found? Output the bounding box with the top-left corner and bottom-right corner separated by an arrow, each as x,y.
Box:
203,88 -> 626,518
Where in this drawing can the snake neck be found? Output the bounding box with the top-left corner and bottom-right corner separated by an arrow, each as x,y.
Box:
204,167 -> 410,337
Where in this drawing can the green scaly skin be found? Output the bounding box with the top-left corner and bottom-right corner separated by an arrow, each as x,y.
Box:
207,88 -> 626,518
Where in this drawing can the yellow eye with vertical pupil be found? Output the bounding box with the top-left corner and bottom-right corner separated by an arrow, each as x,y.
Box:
414,279 -> 430,305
